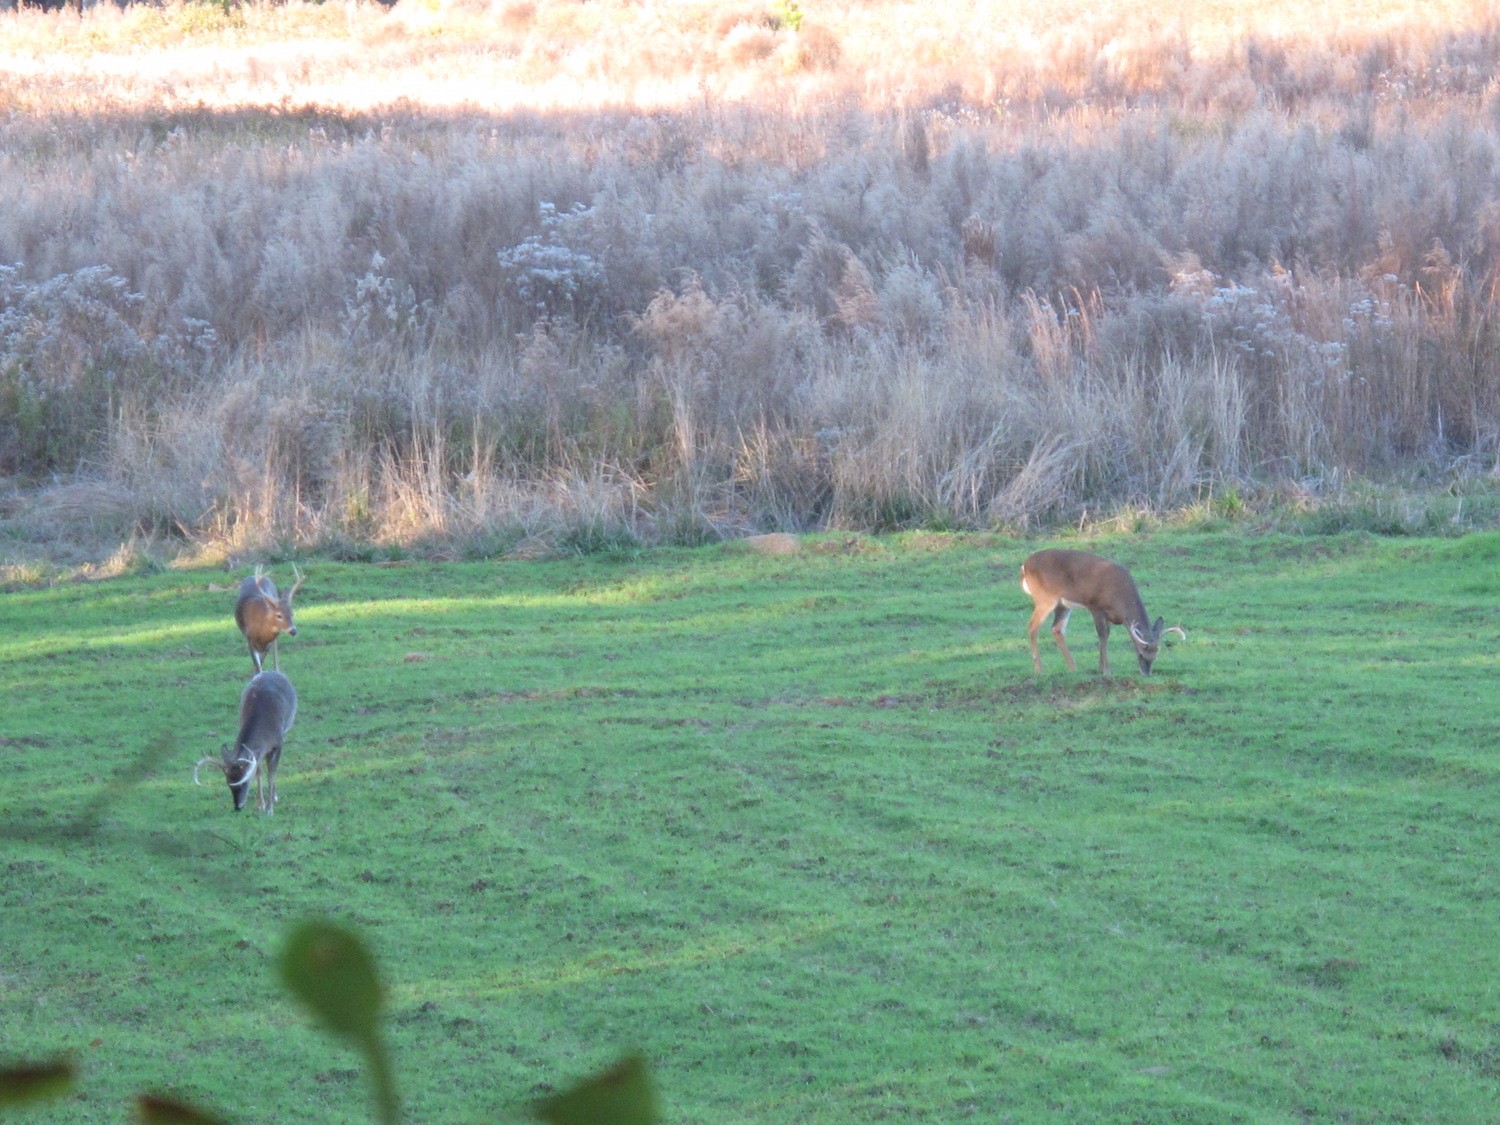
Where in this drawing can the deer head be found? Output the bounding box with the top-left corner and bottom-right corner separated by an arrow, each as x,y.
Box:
1128,618 -> 1188,676
258,564 -> 304,638
194,744 -> 260,811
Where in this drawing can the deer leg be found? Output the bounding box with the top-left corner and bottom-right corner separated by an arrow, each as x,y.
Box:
1027,602 -> 1054,673
1091,609 -> 1112,676
267,746 -> 280,811
1050,605 -> 1076,671
270,640 -> 279,672
250,646 -> 263,674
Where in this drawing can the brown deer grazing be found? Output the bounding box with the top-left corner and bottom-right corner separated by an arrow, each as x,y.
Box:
1020,549 -> 1185,676
235,565 -> 304,673
195,670 -> 298,813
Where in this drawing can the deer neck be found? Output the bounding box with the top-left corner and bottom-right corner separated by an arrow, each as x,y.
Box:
1122,585 -> 1151,632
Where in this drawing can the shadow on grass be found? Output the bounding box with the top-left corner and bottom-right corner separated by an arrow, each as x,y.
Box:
0,735 -> 661,1125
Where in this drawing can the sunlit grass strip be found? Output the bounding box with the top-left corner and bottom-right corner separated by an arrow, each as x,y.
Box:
401,916 -> 849,1002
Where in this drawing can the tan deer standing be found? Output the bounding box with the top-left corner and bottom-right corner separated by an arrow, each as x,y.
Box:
1020,549 -> 1185,676
235,565 -> 304,673
195,670 -> 298,813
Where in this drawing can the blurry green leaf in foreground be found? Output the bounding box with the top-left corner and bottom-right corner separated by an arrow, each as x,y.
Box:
0,1057 -> 75,1106
135,1092 -> 229,1123
277,919 -> 384,1042
276,919 -> 399,1125
533,1054 -> 658,1125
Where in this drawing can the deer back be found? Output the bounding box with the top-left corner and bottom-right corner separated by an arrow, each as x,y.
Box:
236,670 -> 298,753
1021,549 -> 1149,628
235,572 -> 282,647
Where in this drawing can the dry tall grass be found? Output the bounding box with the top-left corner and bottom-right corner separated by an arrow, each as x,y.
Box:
4,0 -> 1500,558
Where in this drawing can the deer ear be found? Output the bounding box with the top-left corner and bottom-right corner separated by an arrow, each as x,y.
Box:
1152,616 -> 1165,638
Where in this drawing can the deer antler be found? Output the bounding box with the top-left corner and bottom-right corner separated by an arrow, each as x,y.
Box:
193,756 -> 227,785
288,564 -> 305,596
1163,626 -> 1187,641
246,564 -> 277,607
196,750 -> 258,786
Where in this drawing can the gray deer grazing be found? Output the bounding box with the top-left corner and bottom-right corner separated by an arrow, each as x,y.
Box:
1020,548 -> 1186,676
195,670 -> 298,813
235,565 -> 304,673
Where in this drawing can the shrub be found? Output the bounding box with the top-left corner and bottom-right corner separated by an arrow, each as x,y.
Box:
0,264 -> 212,477
783,23 -> 840,72
496,203 -> 607,325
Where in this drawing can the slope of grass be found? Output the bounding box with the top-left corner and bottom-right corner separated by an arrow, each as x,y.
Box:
3,531 -> 1498,1121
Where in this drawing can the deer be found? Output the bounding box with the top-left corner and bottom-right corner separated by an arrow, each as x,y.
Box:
1020,548 -> 1186,676
195,670 -> 298,813
234,565 -> 304,673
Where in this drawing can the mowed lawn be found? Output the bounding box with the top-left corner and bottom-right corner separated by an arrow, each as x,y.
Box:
2,531 -> 1498,1123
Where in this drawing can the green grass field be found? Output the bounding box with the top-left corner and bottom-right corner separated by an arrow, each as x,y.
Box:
3,531 -> 1498,1123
